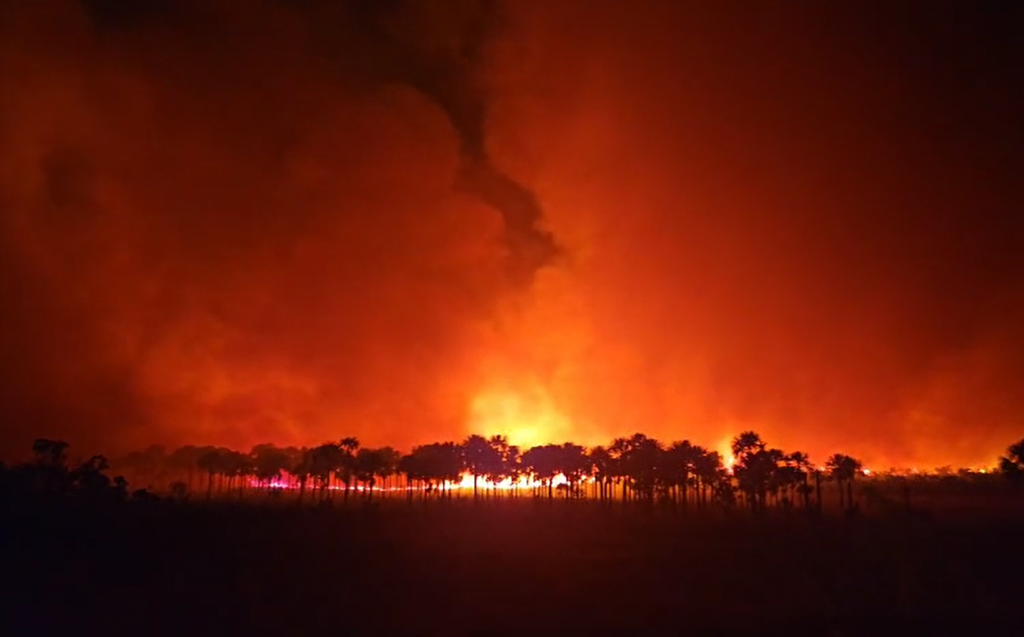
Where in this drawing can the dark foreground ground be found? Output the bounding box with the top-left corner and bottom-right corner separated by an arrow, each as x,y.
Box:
3,499 -> 1023,636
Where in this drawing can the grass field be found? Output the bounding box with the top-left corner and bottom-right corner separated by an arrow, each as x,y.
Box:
4,496 -> 1023,636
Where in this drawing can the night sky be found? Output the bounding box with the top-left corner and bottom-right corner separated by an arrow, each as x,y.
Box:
0,0 -> 1021,467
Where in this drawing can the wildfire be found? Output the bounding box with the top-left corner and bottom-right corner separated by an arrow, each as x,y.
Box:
469,383 -> 574,450
456,473 -> 571,490
717,438 -> 737,475
254,472 -> 572,492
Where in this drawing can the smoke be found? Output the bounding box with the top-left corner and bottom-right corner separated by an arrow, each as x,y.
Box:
0,0 -> 1021,468
0,0 -> 544,455
335,0 -> 560,285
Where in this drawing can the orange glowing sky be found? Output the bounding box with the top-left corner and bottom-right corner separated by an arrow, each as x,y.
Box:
0,0 -> 1021,468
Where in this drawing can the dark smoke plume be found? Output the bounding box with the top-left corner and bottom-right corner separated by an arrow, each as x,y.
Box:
81,0 -> 559,285
351,0 -> 561,285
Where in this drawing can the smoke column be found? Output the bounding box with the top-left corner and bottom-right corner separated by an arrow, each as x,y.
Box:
350,0 -> 561,285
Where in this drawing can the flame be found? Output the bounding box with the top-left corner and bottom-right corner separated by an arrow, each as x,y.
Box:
457,472 -> 571,490
717,438 -> 736,475
252,472 -> 575,492
469,382 -> 573,449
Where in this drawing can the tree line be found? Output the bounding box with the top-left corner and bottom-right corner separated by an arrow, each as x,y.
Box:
4,433 -> 1022,513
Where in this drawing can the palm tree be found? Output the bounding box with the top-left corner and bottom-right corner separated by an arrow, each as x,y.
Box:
462,434 -> 498,500
608,438 -> 630,501
355,448 -> 383,500
588,446 -> 612,501
617,434 -> 663,503
432,442 -> 465,498
667,440 -> 698,507
196,447 -> 223,500
375,446 -> 402,494
399,451 -> 420,502
310,442 -> 342,501
252,444 -> 289,491
485,435 -> 513,496
826,453 -> 863,512
338,437 -> 360,504
691,446 -> 721,508
229,451 -> 255,499
731,431 -> 765,459
785,451 -> 813,510
731,432 -> 781,511
999,438 -> 1024,482
505,445 -> 522,497
403,442 -> 464,500
522,444 -> 561,500
288,447 -> 312,502
558,443 -> 589,499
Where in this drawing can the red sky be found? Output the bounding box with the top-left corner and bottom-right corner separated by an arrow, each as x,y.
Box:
1,0 -> 1021,468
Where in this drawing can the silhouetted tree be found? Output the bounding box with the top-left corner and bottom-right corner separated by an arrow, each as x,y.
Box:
692,446 -> 722,508
310,443 -> 343,501
999,438 -> 1024,483
785,451 -> 813,510
31,438 -> 70,494
252,444 -> 290,491
826,453 -> 863,512
505,445 -> 523,497
462,434 -> 499,500
522,444 -> 561,500
666,440 -> 698,507
588,446 -> 612,501
558,443 -> 589,498
338,437 -> 360,504
375,446 -> 402,492
731,432 -> 782,511
32,438 -> 69,468
485,435 -> 513,496
402,442 -> 464,500
355,448 -> 386,500
616,434 -> 663,502
197,447 -> 223,500
608,438 -> 629,501
289,447 -> 313,502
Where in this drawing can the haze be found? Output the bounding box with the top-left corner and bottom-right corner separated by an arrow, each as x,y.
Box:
1,0 -> 1020,468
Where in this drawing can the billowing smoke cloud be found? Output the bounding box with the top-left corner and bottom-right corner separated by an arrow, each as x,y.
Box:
0,0 -> 537,455
330,0 -> 559,285
1,0 -> 1021,468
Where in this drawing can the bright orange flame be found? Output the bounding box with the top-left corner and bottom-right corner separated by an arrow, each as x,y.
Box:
456,472 -> 571,490
469,382 -> 574,449
717,438 -> 736,475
